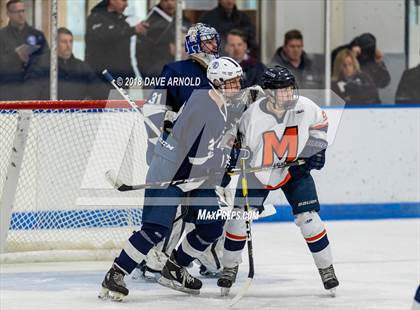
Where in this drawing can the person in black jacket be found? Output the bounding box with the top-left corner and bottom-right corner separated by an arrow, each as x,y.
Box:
225,29 -> 265,88
199,0 -> 257,57
0,0 -> 48,101
331,33 -> 391,90
395,63 -> 420,104
331,49 -> 380,105
270,29 -> 323,89
25,28 -> 101,100
136,0 -> 190,79
85,0 -> 148,97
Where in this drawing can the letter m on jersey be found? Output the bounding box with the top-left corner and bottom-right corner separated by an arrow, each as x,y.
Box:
262,126 -> 298,166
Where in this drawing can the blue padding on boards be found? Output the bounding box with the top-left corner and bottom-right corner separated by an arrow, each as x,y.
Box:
257,202 -> 420,222
8,203 -> 420,230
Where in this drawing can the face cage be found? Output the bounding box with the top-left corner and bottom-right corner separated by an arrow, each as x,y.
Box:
225,88 -> 248,119
266,85 -> 299,110
200,32 -> 221,56
185,34 -> 220,56
218,76 -> 244,98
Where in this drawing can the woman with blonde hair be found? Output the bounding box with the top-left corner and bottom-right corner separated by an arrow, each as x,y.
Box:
331,49 -> 380,105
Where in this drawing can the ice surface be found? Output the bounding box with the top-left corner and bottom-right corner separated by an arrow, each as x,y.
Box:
1,219 -> 419,310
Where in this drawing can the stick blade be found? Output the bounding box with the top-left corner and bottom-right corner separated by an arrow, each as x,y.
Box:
105,170 -> 122,190
228,278 -> 253,307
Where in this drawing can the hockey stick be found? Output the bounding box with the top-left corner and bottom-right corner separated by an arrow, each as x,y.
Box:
105,159 -> 305,192
229,156 -> 253,307
102,69 -> 161,137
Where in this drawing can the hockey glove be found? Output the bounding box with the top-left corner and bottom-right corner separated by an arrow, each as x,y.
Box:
306,149 -> 326,170
289,138 -> 327,179
220,147 -> 250,187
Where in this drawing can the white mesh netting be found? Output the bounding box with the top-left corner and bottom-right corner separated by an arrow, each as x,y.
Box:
0,103 -> 150,261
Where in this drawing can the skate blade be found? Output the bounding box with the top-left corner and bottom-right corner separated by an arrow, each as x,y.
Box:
132,272 -> 160,283
98,287 -> 109,299
98,287 -> 125,302
141,274 -> 160,283
158,276 -> 200,295
220,287 -> 230,297
131,267 -> 162,283
329,287 -> 337,297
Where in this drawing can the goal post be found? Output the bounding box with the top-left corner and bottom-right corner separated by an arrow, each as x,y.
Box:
0,100 -> 150,262
0,110 -> 32,254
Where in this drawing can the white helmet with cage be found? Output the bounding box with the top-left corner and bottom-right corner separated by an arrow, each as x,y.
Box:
207,57 -> 243,92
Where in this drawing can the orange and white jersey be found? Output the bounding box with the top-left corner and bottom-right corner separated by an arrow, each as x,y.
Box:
239,95 -> 328,189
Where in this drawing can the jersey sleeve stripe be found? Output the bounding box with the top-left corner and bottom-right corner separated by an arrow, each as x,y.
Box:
310,122 -> 329,130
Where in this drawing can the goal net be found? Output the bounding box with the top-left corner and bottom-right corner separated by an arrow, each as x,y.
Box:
0,100 -> 152,262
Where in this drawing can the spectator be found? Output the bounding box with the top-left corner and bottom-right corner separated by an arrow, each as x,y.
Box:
25,28 -> 100,100
270,29 -> 323,89
0,0 -> 48,101
395,63 -> 420,104
331,33 -> 391,89
199,0 -> 257,57
136,0 -> 190,79
225,29 -> 265,88
331,49 -> 380,105
85,0 -> 148,97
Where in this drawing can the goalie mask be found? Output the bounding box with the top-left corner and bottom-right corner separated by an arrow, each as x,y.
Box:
185,23 -> 221,66
261,66 -> 299,111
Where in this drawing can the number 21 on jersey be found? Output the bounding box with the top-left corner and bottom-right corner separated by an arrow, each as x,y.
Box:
262,126 -> 298,166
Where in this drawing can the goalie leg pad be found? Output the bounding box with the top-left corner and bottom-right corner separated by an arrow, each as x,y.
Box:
115,223 -> 168,274
294,211 -> 333,269
222,212 -> 247,268
176,221 -> 224,267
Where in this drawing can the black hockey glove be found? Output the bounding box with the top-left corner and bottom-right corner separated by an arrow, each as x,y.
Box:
162,120 -> 173,133
289,138 -> 327,180
306,149 -> 326,170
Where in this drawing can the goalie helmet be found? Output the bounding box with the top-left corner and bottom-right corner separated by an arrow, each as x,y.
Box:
261,66 -> 299,110
185,23 -> 220,58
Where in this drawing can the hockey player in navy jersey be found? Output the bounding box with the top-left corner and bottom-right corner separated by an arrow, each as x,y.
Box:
217,66 -> 339,296
144,22 -> 221,164
99,57 -> 244,300
136,23 -> 221,279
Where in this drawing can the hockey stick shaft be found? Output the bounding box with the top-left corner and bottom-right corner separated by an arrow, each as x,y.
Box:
229,157 -> 254,307
102,69 -> 161,137
106,160 -> 305,192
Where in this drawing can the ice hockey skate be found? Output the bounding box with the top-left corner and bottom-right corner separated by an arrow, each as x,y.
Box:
158,252 -> 202,295
217,265 -> 239,296
318,264 -> 339,296
98,264 -> 129,302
